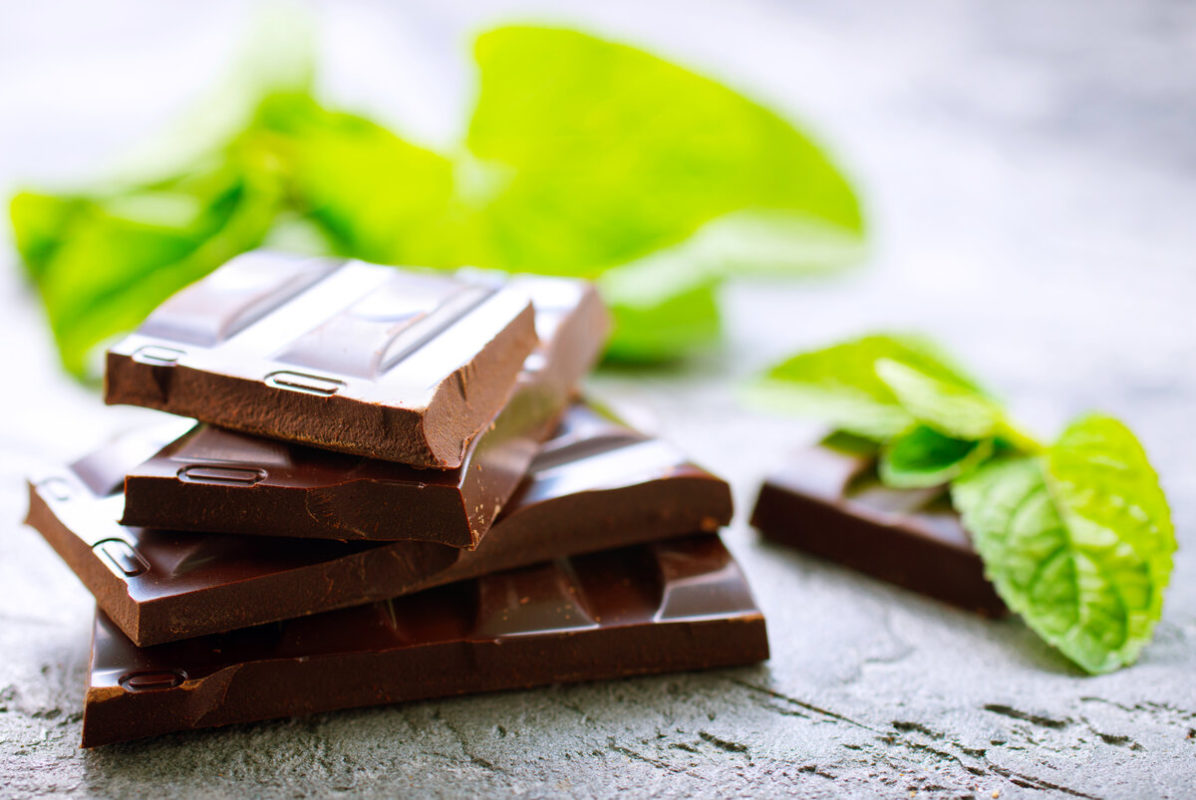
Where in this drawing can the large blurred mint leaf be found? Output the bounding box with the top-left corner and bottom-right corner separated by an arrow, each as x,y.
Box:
465,27 -> 863,275
952,415 -> 1175,673
750,333 -> 985,440
596,209 -> 864,361
304,26 -> 866,359
252,93 -> 456,266
11,162 -> 283,378
598,252 -> 722,362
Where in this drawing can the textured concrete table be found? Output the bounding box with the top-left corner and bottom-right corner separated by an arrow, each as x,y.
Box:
1,1 -> 1194,797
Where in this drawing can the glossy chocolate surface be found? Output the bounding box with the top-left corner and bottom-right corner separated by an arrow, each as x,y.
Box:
26,404 -> 734,646
118,276 -> 610,547
750,442 -> 1006,616
81,534 -> 767,747
104,251 -> 539,468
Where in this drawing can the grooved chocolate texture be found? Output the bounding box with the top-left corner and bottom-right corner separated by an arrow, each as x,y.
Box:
81,534 -> 769,747
750,442 -> 1007,616
104,251 -> 540,468
118,275 -> 610,547
26,404 -> 734,646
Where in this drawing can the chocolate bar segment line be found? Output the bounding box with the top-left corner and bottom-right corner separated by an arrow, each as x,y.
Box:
104,251 -> 540,468
750,443 -> 1007,617
81,535 -> 769,747
118,276 -> 610,547
25,403 -> 735,646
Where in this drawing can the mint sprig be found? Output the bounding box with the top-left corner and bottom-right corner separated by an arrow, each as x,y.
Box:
755,334 -> 1175,673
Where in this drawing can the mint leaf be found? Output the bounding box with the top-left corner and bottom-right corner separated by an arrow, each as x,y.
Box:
952,415 -> 1175,673
252,93 -> 456,267
875,358 -> 1005,440
751,334 -> 983,440
880,426 -> 994,488
597,251 -> 721,363
821,430 -> 882,458
465,27 -> 863,275
11,164 -> 283,378
633,209 -> 867,282
595,209 -> 861,361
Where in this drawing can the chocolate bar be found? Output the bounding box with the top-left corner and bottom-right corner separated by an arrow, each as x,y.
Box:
27,404 -> 734,646
81,534 -> 768,747
105,251 -> 539,468
117,275 -> 609,546
750,441 -> 1006,616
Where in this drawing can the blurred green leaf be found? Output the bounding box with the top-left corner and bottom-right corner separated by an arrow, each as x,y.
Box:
12,161 -> 284,378
595,208 -> 863,359
11,22 -> 866,376
465,26 -> 863,275
252,93 -> 458,266
598,258 -> 722,363
874,357 -> 1006,441
879,425 -> 994,488
750,333 -> 986,440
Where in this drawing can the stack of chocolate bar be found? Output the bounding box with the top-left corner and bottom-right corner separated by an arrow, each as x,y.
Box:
25,251 -> 769,747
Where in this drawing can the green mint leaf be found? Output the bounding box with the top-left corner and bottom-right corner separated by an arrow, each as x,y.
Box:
750,333 -> 983,440
595,209 -> 862,361
656,209 -> 867,281
597,250 -> 721,363
953,415 -> 1175,673
252,93 -> 456,267
880,426 -> 995,488
11,165 -> 282,378
10,192 -> 80,281
821,430 -> 882,458
874,358 -> 1005,440
465,26 -> 863,274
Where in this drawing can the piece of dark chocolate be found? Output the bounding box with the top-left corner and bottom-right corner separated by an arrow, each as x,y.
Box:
81,534 -> 768,747
118,275 -> 610,547
105,251 -> 540,468
751,442 -> 1007,616
26,404 -> 734,646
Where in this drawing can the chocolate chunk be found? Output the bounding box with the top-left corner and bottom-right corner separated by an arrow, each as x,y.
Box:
26,404 -> 734,646
118,275 -> 610,547
81,534 -> 769,747
750,441 -> 1006,616
104,251 -> 540,468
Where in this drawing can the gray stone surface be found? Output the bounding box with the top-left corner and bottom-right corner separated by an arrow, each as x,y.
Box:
1,0 -> 1194,797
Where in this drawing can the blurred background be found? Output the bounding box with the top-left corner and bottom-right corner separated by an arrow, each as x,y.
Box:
2,1 -> 1195,795
4,0 -> 1195,460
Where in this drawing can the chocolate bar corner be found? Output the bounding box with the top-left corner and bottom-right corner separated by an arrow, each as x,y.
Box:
751,441 -> 1006,617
